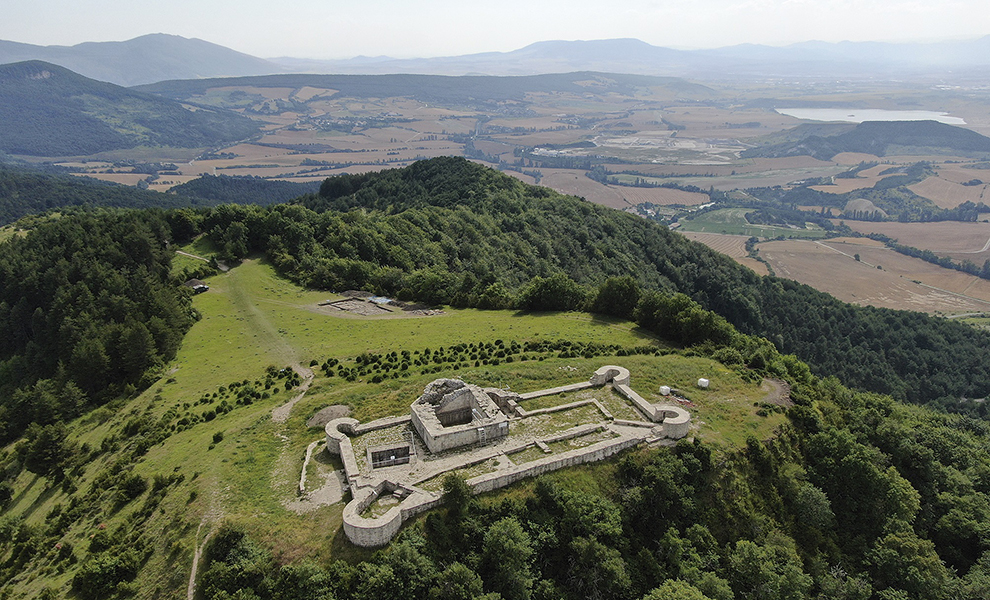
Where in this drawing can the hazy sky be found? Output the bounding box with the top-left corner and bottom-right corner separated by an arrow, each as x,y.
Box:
3,0 -> 987,58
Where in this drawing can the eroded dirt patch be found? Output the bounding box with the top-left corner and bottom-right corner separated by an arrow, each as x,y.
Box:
760,379 -> 793,407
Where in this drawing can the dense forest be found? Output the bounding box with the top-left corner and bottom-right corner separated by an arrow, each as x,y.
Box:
0,166 -> 321,227
191,157 -> 990,408
0,165 -> 209,226
0,209 -> 196,446
168,175 -> 321,207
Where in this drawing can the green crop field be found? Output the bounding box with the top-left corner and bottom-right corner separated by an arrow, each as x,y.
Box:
678,208 -> 828,239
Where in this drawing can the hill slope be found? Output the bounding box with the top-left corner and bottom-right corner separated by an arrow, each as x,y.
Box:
742,120 -> 990,160
0,61 -> 261,156
0,165 -> 210,225
3,163 -> 990,600
193,157 -> 990,405
0,33 -> 281,86
167,175 -> 321,206
134,71 -> 718,105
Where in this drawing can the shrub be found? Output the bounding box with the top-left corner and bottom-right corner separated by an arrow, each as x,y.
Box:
72,549 -> 140,600
118,474 -> 148,501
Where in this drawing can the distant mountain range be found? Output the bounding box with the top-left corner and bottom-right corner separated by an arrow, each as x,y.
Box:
1,34 -> 989,87
0,61 -> 259,156
274,37 -> 990,81
0,34 -> 281,86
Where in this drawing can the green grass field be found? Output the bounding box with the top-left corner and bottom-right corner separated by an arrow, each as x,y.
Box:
2,251 -> 789,598
678,208 -> 828,239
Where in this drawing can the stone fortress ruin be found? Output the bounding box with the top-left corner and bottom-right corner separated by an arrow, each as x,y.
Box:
410,379 -> 510,453
325,365 -> 691,547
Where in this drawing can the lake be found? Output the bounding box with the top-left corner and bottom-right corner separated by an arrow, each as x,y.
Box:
775,108 -> 966,125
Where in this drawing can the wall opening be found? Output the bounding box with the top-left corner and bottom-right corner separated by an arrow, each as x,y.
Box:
370,445 -> 411,469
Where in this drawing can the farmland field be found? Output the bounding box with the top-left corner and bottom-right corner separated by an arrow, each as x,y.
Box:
908,175 -> 989,208
679,208 -> 828,239
835,220 -> 990,262
538,169 -> 630,209
759,238 -> 990,313
680,231 -> 770,275
607,185 -> 709,206
810,164 -> 899,194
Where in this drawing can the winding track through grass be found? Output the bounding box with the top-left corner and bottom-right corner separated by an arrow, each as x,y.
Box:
222,260 -> 316,422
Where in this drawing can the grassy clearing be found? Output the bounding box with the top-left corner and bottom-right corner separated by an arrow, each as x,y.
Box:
679,208 -> 828,239
960,315 -> 990,331
0,225 -> 23,244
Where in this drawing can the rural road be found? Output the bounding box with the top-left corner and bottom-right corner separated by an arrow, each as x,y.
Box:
957,235 -> 990,254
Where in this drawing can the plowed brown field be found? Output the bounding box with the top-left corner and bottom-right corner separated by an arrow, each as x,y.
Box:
680,232 -> 770,275
835,221 -> 990,262
760,238 -> 990,313
909,176 -> 989,208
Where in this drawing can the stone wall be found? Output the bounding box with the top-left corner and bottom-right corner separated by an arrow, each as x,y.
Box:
469,435 -> 644,495
329,365 -> 692,547
657,405 -> 690,439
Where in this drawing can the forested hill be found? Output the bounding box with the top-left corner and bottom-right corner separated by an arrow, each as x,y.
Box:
196,157 -> 990,407
0,165 -> 203,226
0,166 -> 319,226
742,120 -> 990,160
0,61 -> 260,156
168,174 -> 321,206
0,210 -> 196,443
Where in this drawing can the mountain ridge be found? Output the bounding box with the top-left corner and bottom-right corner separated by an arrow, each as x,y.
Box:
742,120 -> 990,160
0,33 -> 283,86
0,60 -> 260,156
2,34 -> 989,86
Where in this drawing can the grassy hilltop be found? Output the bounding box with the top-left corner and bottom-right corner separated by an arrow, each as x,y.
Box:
2,158 -> 990,599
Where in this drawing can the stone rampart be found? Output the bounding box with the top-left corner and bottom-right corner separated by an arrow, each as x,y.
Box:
518,381 -> 593,400
469,435 -> 643,494
614,383 -> 661,422
353,415 -> 412,435
540,423 -> 604,444
331,365 -> 692,547
657,405 -> 691,439
325,417 -> 362,487
590,365 -> 630,386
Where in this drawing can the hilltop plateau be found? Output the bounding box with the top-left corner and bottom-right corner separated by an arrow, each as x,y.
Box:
3,159 -> 990,600
4,22 -> 990,600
